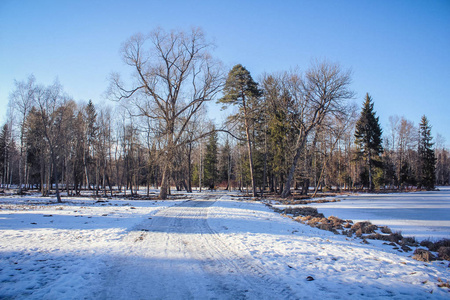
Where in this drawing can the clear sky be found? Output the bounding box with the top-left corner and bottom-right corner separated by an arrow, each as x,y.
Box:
1,0 -> 449,145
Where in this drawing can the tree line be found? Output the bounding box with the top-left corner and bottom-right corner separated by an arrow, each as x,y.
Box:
1,28 -> 448,200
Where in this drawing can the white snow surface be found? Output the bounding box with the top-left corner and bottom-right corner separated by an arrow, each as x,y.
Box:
0,191 -> 449,299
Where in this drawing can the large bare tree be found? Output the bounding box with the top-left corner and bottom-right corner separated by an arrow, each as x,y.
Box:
280,61 -> 354,198
34,81 -> 70,203
109,28 -> 223,199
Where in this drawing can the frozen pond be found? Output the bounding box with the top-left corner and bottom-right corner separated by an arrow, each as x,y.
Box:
312,186 -> 450,241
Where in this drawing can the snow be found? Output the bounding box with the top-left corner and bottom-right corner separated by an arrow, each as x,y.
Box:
1,191 -> 449,299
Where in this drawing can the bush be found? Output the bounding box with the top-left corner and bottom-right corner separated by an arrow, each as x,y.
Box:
388,232 -> 403,243
328,216 -> 344,225
307,217 -> 328,228
413,248 -> 436,262
381,226 -> 392,234
401,236 -> 418,247
351,221 -> 378,234
282,206 -> 325,218
438,247 -> 450,261
420,239 -> 434,250
420,238 -> 450,252
366,233 -> 390,241
318,223 -> 333,232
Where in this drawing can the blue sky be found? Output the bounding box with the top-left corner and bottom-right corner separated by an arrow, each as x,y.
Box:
1,0 -> 449,145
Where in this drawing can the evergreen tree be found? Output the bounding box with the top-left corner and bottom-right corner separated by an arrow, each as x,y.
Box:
417,115 -> 436,190
204,130 -> 218,189
354,93 -> 383,190
219,64 -> 262,197
218,138 -> 232,189
84,100 -> 98,189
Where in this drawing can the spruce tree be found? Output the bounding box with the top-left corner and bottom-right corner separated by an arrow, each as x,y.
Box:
84,100 -> 98,189
203,130 -> 218,190
417,115 -> 436,190
354,93 -> 383,190
218,138 -> 232,190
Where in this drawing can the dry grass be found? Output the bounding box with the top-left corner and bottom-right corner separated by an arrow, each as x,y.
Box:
437,278 -> 450,289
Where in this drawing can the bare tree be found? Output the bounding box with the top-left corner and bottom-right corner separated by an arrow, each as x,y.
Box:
109,28 -> 223,199
280,61 -> 354,198
311,104 -> 358,197
34,81 -> 70,203
9,75 -> 36,193
395,117 -> 417,187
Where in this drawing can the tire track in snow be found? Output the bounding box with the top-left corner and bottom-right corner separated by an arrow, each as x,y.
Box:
98,195 -> 298,299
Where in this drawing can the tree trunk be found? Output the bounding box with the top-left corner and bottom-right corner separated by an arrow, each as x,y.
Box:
160,151 -> 171,200
281,131 -> 307,198
262,125 -> 267,196
40,153 -> 45,196
84,149 -> 90,190
243,105 -> 257,197
187,142 -> 192,193
51,150 -> 62,203
227,149 -> 231,191
19,127 -> 24,194
368,150 -> 373,190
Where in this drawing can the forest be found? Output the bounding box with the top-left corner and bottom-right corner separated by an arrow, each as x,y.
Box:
1,28 -> 449,201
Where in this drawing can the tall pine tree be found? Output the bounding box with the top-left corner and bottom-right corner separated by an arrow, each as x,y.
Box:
219,64 -> 261,197
417,115 -> 436,190
355,93 -> 383,190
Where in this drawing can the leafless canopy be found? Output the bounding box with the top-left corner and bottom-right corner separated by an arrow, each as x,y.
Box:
279,61 -> 354,197
108,27 -> 223,199
110,28 -> 222,143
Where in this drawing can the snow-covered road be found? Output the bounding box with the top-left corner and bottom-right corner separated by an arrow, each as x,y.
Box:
98,197 -> 295,299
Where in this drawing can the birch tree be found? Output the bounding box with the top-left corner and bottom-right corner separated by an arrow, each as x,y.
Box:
9,75 -> 36,193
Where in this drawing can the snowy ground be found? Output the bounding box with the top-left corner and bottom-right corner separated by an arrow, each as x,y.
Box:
0,191 -> 449,299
